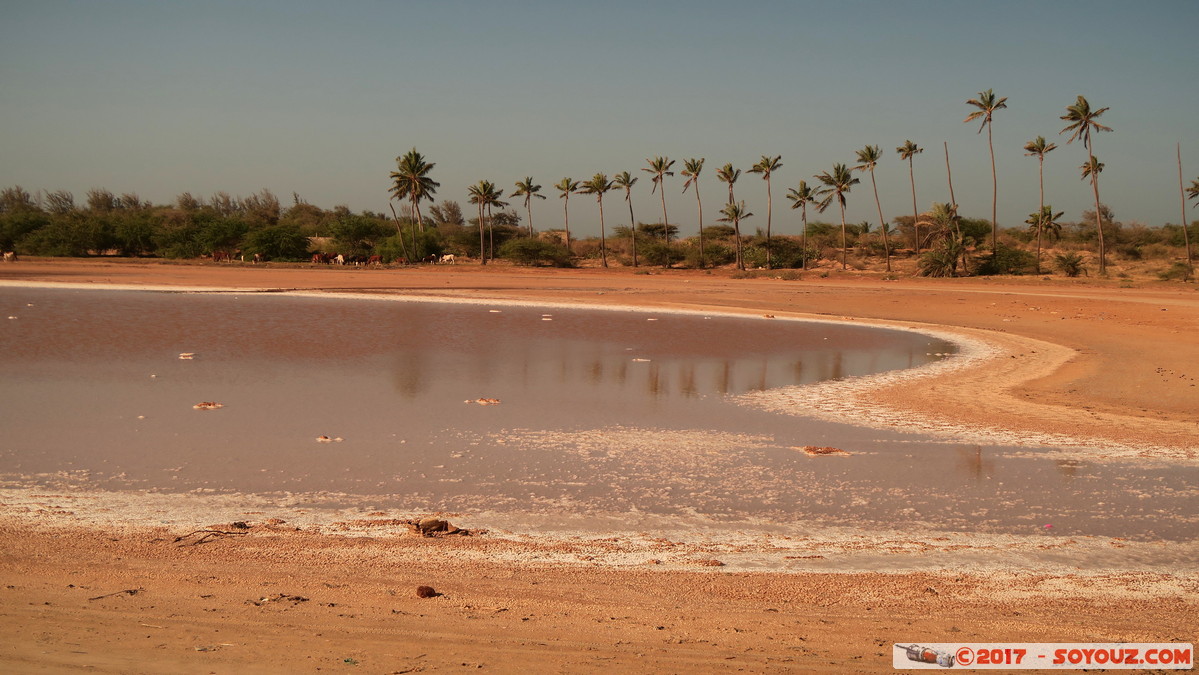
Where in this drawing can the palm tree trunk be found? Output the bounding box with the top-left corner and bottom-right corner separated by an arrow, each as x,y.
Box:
944,142 -> 961,238
987,124 -> 997,252
1036,157 -> 1046,274
869,168 -> 890,272
563,198 -> 572,254
626,197 -> 638,268
659,189 -> 669,244
765,177 -> 773,270
388,202 -> 411,262
695,188 -> 704,269
598,199 -> 608,268
478,203 -> 486,265
1179,143 -> 1194,272
908,157 -> 919,257
733,218 -> 744,270
801,206 -> 809,270
527,201 -> 534,236
839,202 -> 847,270
1087,147 -> 1106,275
487,205 -> 495,261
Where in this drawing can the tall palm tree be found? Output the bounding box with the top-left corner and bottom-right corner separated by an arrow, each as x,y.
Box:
1178,145 -> 1194,272
1025,205 -> 1063,273
748,155 -> 783,269
681,158 -> 706,268
718,201 -> 753,270
577,173 -> 615,268
613,171 -> 639,267
555,177 -> 581,253
642,157 -> 676,242
786,180 -> 817,270
389,148 -> 440,232
715,163 -> 741,204
814,163 -> 859,270
1023,136 -> 1058,273
853,145 -> 891,272
964,89 -> 1008,253
467,180 -> 492,264
512,177 -> 545,236
1060,95 -> 1113,274
896,140 -> 923,255
484,183 -> 507,261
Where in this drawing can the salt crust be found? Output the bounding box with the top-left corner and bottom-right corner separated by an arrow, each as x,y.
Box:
3,485 -> 1196,582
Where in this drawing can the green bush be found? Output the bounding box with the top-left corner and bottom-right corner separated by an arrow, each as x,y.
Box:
1054,252 -> 1087,277
498,238 -> 572,267
638,240 -> 685,267
977,244 -> 1036,275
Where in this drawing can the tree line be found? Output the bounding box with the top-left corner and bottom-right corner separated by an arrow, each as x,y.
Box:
4,95 -> 1198,277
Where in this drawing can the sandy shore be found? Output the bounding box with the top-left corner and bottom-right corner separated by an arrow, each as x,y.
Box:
1,258 -> 1196,673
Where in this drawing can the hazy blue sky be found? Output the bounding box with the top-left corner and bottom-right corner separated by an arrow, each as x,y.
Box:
2,1 -> 1196,236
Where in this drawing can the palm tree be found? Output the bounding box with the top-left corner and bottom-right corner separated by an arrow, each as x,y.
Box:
1176,145 -> 1194,273
642,157 -> 676,242
853,145 -> 891,272
748,155 -> 783,269
512,177 -> 545,236
964,89 -> 1008,253
484,183 -> 507,261
467,180 -> 492,264
1023,136 -> 1058,273
1060,95 -> 1113,274
896,140 -> 923,255
613,171 -> 639,267
814,163 -> 859,270
389,148 -> 440,232
578,173 -> 615,268
1025,205 -> 1063,273
681,158 -> 706,267
718,201 -> 753,270
715,163 -> 741,204
555,177 -> 581,253
786,180 -> 817,270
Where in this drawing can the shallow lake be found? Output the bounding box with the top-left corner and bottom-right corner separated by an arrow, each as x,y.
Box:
1,287 -> 1196,549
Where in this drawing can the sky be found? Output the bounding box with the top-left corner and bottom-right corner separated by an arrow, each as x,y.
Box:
2,0 -> 1197,237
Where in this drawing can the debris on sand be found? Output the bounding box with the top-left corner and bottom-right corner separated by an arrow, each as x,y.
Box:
415,585 -> 440,598
465,398 -> 501,405
797,445 -> 851,457
192,401 -> 224,410
409,517 -> 470,537
178,352 -> 196,359
249,593 -> 308,606
315,435 -> 344,443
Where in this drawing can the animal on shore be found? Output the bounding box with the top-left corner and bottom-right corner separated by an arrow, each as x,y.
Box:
2,251 -> 15,263
439,254 -> 456,264
367,254 -> 383,266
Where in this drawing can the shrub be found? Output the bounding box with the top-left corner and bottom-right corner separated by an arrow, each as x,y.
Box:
497,238 -> 572,267
638,240 -> 685,267
1157,261 -> 1194,281
1054,252 -> 1087,277
977,244 -> 1036,275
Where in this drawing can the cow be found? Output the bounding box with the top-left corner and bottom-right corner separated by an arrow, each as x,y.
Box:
2,251 -> 15,263
252,253 -> 265,264
422,254 -> 439,264
439,254 -> 456,265
334,253 -> 346,265
212,250 -> 231,263
367,254 -> 383,266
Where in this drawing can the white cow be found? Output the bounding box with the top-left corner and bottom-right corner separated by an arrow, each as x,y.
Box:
440,254 -> 456,264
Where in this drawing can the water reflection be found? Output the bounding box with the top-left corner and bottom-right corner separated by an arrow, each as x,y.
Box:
3,288 -> 1195,542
